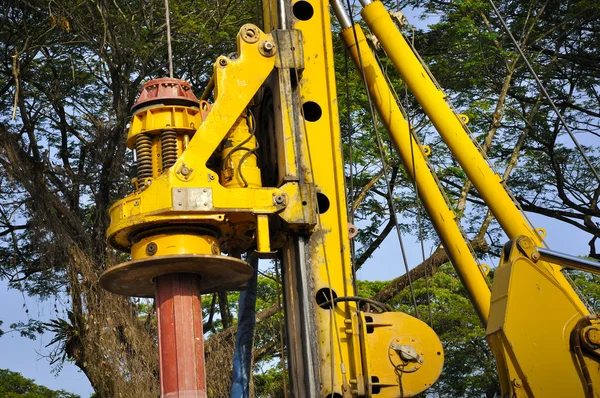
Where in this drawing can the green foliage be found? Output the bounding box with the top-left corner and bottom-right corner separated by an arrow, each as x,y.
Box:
0,369 -> 79,398
1,0 -> 599,396
253,363 -> 288,398
386,264 -> 499,396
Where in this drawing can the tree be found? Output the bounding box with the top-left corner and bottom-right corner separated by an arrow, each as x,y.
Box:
1,0 -> 599,396
0,0 -> 256,395
0,368 -> 79,398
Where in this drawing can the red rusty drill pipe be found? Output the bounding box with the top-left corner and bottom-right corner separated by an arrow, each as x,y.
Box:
155,273 -> 207,398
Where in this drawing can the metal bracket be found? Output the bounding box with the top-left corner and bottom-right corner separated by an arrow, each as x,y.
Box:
515,236 -> 540,262
272,30 -> 304,70
172,188 -> 214,211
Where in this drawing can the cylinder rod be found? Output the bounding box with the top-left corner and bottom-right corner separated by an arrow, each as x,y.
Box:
359,0 -> 590,316
340,24 -> 490,324
538,248 -> 600,275
155,273 -> 207,398
360,0 -> 539,246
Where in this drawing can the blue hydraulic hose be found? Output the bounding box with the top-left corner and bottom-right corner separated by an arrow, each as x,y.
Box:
230,255 -> 258,398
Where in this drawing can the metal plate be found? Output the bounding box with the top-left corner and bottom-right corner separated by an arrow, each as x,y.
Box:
100,254 -> 252,297
172,188 -> 213,211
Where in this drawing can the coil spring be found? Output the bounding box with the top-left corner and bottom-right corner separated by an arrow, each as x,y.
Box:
161,130 -> 178,170
136,133 -> 153,180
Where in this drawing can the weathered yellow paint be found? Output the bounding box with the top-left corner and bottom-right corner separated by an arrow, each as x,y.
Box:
131,234 -> 218,260
292,0 -> 359,394
341,24 -> 491,325
359,1 -> 599,395
255,214 -> 271,254
107,25 -> 287,253
359,312 -> 444,396
220,111 -> 262,189
487,238 -> 600,397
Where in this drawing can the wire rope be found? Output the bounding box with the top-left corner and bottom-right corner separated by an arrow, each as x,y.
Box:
344,0 -> 420,319
164,0 -> 173,78
269,3 -> 348,393
486,0 -> 600,184
396,17 -> 546,250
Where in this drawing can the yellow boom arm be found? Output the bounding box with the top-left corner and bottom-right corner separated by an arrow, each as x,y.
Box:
333,0 -> 600,396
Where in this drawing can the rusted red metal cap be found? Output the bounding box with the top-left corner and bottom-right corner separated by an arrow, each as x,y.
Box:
132,77 -> 200,112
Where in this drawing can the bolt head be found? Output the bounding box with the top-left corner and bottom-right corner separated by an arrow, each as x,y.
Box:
274,194 -> 285,205
513,378 -> 523,388
586,328 -> 600,345
146,242 -> 158,256
181,167 -> 190,176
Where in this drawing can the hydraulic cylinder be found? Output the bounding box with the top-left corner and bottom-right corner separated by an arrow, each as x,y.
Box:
340,23 -> 491,324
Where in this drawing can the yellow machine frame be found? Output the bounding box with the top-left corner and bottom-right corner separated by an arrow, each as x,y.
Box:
102,0 -> 600,395
335,0 -> 600,396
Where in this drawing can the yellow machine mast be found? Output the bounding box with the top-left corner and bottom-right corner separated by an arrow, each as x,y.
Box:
99,0 -> 600,396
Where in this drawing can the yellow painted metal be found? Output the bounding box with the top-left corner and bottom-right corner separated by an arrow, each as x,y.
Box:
358,312 -> 443,396
220,112 -> 262,188
285,1 -> 444,395
293,0 -> 360,393
487,237 -> 600,397
255,214 -> 271,254
131,234 -> 218,260
361,0 -> 540,246
341,24 -> 491,325
358,1 -> 598,395
107,25 -> 286,253
127,105 -> 205,149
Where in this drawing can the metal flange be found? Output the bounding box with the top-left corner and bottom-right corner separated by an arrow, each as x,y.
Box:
100,254 -> 253,298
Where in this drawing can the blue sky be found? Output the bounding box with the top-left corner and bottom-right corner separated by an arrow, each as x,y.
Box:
0,210 -> 592,397
0,4 -> 597,397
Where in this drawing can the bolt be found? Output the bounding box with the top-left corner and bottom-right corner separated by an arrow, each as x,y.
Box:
274,194 -> 286,205
513,379 -> 523,388
218,58 -> 228,67
531,252 -> 540,261
246,29 -> 256,38
134,200 -> 139,206
586,328 -> 600,345
181,167 -> 190,176
211,243 -> 219,255
209,174 -> 215,180
146,242 -> 158,256
263,41 -> 274,52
